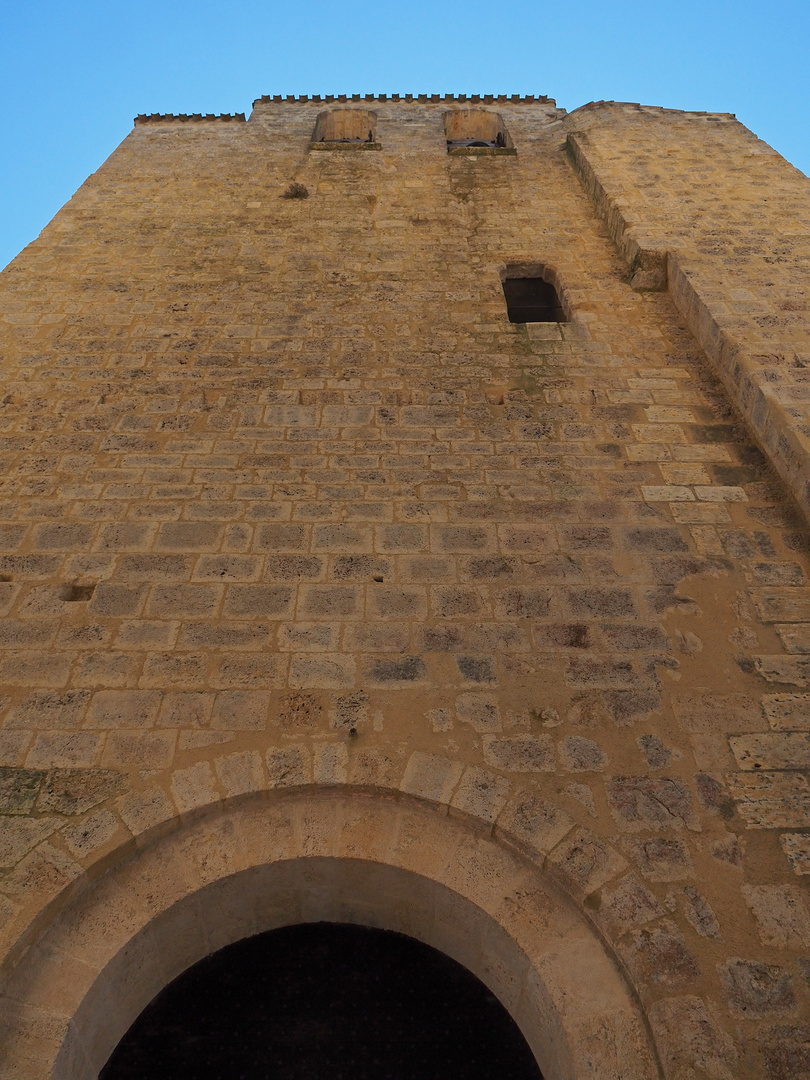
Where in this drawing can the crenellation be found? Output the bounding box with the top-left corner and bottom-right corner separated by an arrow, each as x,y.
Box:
254,92 -> 555,107
134,112 -> 246,124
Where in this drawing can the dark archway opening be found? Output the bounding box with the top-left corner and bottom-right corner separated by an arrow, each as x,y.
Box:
100,922 -> 544,1080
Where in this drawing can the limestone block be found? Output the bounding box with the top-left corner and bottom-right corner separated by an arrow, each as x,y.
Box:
742,885 -> 810,948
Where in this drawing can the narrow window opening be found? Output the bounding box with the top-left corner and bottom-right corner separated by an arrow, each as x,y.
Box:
502,276 -> 566,323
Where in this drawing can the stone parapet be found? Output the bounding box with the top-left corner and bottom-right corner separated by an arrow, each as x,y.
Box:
134,112 -> 246,124
252,93 -> 557,106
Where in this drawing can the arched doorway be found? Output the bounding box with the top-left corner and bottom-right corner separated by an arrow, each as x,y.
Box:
101,922 -> 544,1079
0,789 -> 661,1080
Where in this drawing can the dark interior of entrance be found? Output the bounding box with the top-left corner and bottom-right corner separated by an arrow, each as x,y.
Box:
100,922 -> 544,1080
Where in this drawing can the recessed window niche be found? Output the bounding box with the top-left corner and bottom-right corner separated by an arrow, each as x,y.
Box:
310,109 -> 380,150
500,264 -> 567,323
445,108 -> 515,155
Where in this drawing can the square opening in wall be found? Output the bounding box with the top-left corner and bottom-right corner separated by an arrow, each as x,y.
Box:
444,108 -> 516,155
310,109 -> 380,150
502,277 -> 565,323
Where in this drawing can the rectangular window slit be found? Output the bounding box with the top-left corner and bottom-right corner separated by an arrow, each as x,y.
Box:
502,278 -> 565,323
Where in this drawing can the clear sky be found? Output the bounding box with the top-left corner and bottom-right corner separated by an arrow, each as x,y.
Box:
1,0 -> 808,271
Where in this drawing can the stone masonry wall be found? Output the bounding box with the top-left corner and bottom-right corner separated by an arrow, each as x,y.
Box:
566,102 -> 810,528
0,97 -> 809,1078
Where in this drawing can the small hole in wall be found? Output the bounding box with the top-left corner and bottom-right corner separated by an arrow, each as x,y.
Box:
0,574 -> 12,583
502,277 -> 566,323
62,584 -> 95,602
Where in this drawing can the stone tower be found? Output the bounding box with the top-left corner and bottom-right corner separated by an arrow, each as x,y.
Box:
0,92 -> 809,1078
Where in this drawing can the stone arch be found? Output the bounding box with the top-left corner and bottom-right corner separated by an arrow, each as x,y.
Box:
0,788 -> 662,1080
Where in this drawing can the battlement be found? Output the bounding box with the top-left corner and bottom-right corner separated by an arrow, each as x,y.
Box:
133,96 -> 562,130
134,112 -> 246,124
252,93 -> 556,106
134,95 -> 559,127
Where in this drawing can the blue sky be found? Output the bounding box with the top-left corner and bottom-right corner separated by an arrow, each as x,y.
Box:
1,0 -> 808,271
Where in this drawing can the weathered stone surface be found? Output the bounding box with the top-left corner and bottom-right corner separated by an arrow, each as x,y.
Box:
625,918 -> 701,989
5,689 -> 91,730
719,958 -> 797,1018
62,810 -> 120,859
547,826 -> 627,895
780,833 -> 810,875
116,785 -> 174,836
559,735 -> 607,772
727,772 -> 810,828
730,732 -> 810,771
606,776 -> 698,830
85,690 -> 162,729
0,767 -> 42,815
290,655 -> 356,690
212,686 -> 272,727
683,885 -> 720,937
695,772 -> 735,818
35,768 -> 124,815
0,94 -> 809,1079
649,995 -> 737,1080
751,589 -> 810,624
497,791 -> 574,856
482,735 -> 554,773
171,762 -> 219,813
761,1025 -> 810,1080
638,733 -> 673,768
331,691 -> 370,731
266,746 -> 311,788
450,766 -> 511,823
743,885 -> 810,948
763,693 -> 810,731
455,694 -> 502,732
622,836 -> 695,881
754,655 -> 810,687
365,656 -> 427,686
0,816 -> 61,867
26,732 -> 102,769
600,873 -> 665,933
276,692 -> 323,733
711,835 -> 744,868
401,753 -> 463,805
102,732 -> 175,771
